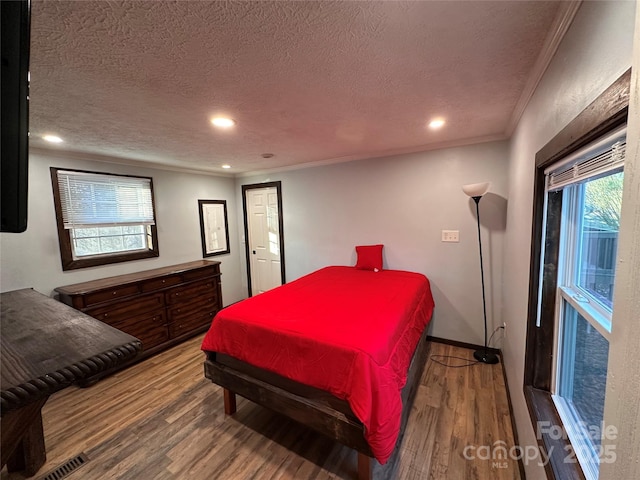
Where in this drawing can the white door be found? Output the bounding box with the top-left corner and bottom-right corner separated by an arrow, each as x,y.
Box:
245,186 -> 283,295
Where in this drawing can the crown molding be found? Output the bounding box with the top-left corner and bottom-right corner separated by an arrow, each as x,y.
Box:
237,133 -> 508,178
505,0 -> 582,137
29,147 -> 233,178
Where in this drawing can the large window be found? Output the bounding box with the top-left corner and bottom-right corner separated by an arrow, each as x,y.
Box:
524,69 -> 629,480
544,128 -> 624,479
51,168 -> 159,270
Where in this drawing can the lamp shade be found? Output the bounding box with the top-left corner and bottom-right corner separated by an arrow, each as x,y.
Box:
462,182 -> 491,197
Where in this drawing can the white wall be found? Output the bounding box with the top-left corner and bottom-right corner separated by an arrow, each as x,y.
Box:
0,151 -> 245,306
237,140 -> 509,346
600,4 -> 640,479
503,1 -> 637,479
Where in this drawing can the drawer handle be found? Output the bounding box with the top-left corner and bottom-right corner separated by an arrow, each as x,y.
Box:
113,291 -> 118,295
162,279 -> 166,283
104,313 -> 108,318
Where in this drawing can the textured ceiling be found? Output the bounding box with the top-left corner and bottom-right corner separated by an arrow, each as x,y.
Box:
28,0 -> 571,175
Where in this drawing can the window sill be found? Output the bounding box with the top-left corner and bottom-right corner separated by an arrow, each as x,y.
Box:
61,249 -> 159,271
524,386 -> 586,480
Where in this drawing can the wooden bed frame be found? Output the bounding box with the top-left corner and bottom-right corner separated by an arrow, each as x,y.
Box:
203,323 -> 431,480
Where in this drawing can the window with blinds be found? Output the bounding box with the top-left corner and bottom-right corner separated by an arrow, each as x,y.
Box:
51,168 -> 159,270
540,125 -> 626,480
56,170 -> 155,229
546,125 -> 626,191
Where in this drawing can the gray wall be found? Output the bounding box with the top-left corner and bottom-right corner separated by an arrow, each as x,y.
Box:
237,140 -> 509,346
503,2 -> 637,479
600,6 -> 640,479
0,150 -> 246,306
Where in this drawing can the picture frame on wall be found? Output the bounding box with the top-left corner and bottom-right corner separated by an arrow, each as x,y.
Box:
198,200 -> 230,257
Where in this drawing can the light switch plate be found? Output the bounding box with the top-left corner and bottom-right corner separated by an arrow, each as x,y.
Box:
442,230 -> 459,242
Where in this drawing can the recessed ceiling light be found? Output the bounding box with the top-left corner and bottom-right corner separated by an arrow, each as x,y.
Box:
43,135 -> 63,143
211,117 -> 236,128
428,119 -> 446,130
221,164 -> 231,169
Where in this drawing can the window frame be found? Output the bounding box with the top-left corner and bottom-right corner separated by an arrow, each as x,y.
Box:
557,168 -> 623,335
550,165 -> 623,480
51,167 -> 160,271
553,300 -> 611,480
524,69 -> 630,480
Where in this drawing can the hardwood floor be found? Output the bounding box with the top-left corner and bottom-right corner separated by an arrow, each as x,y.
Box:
1,336 -> 522,480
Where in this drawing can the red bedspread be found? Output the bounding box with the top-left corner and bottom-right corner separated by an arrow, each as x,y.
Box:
201,266 -> 434,463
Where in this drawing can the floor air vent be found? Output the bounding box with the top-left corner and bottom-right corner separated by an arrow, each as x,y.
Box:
39,453 -> 89,480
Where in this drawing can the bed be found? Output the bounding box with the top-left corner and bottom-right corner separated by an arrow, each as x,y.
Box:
201,265 -> 435,479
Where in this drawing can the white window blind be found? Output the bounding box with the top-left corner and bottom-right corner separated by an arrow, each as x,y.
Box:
57,170 -> 155,229
546,125 -> 626,191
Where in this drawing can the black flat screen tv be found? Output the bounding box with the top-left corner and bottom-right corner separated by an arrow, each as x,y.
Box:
1,0 -> 31,233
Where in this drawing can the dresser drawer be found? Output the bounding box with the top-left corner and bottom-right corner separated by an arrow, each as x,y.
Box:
85,293 -> 164,324
141,274 -> 183,293
182,266 -> 217,282
84,283 -> 141,306
167,295 -> 218,323
165,278 -> 217,305
169,309 -> 216,339
109,310 -> 169,351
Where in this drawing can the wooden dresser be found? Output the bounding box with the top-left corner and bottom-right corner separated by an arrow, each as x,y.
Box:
55,260 -> 222,364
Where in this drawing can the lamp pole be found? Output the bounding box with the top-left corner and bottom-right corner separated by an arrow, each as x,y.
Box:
472,195 -> 498,364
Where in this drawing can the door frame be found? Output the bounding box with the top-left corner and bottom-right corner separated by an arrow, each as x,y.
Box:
241,181 -> 286,297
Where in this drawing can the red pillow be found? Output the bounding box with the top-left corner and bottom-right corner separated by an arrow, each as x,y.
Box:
355,244 -> 384,271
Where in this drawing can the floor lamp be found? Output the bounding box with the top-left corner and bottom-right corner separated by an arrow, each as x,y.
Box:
463,182 -> 499,364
